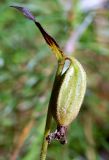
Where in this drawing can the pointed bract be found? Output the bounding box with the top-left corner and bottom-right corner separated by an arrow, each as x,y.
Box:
10,5 -> 65,61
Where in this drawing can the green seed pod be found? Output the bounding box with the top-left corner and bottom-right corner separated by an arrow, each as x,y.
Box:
10,6 -> 87,144
51,57 -> 86,126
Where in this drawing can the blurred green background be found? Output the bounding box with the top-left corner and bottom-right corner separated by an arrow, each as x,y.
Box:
0,0 -> 109,160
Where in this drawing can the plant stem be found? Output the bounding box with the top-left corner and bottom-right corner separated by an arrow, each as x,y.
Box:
40,104 -> 52,160
40,59 -> 65,160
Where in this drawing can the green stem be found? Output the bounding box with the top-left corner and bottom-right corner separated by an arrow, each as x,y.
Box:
40,59 -> 65,160
40,104 -> 52,160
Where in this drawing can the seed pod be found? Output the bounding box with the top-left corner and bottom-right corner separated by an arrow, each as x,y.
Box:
46,57 -> 86,144
10,6 -> 87,144
51,57 -> 86,126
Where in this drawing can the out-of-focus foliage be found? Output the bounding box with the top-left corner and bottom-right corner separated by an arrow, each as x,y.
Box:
0,0 -> 109,160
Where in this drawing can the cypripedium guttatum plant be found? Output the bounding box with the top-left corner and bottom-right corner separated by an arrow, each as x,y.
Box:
11,6 -> 86,160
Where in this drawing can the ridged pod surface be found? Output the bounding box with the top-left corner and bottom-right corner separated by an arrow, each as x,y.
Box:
51,57 -> 86,126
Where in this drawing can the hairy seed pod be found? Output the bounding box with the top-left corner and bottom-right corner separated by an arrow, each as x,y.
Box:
51,57 -> 86,127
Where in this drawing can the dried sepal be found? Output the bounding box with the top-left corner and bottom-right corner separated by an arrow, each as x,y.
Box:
46,126 -> 67,145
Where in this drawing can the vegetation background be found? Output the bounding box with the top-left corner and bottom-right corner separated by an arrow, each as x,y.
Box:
0,0 -> 109,160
